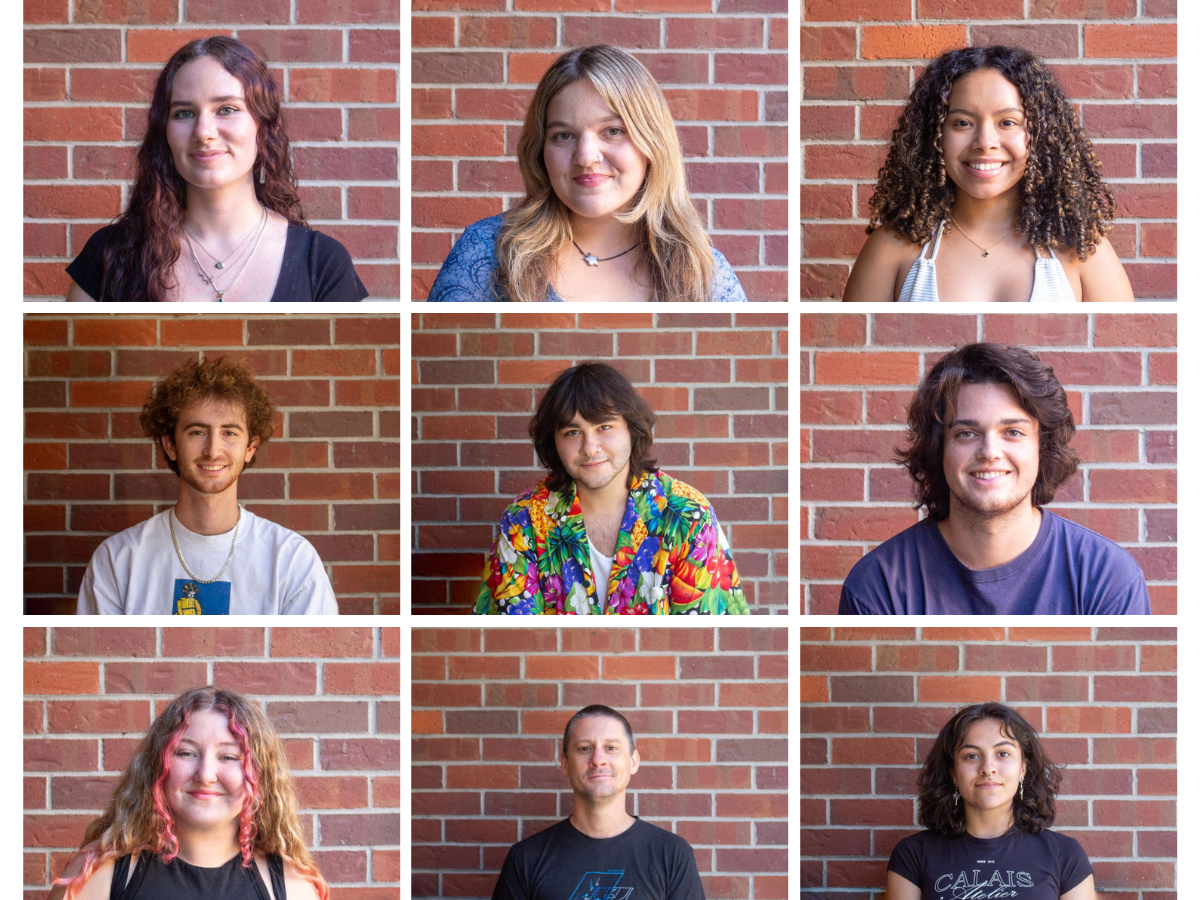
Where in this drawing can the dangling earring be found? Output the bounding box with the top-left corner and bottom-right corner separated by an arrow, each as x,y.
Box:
953,790 -> 959,806
258,166 -> 265,185
1019,781 -> 1024,801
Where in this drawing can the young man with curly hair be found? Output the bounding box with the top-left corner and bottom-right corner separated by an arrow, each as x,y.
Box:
77,357 -> 337,615
840,343 -> 1149,615
475,362 -> 748,614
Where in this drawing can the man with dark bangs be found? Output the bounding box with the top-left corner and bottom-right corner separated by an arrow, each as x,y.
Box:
840,342 -> 1149,615
77,357 -> 337,615
475,362 -> 748,614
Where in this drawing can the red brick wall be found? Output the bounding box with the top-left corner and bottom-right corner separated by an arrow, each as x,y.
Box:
410,311 -> 789,613
411,3 -> 789,301
799,312 -> 1177,615
800,4 -> 1177,300
23,12 -> 400,300
412,625 -> 789,899
23,625 -> 401,898
23,314 -> 401,615
800,626 -> 1178,898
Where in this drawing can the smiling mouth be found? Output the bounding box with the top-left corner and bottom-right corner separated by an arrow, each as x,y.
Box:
970,471 -> 1009,482
966,161 -> 1005,171
188,791 -> 223,797
197,463 -> 228,472
573,174 -> 610,187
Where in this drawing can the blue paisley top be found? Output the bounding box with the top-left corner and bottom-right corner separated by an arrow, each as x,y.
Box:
427,214 -> 748,302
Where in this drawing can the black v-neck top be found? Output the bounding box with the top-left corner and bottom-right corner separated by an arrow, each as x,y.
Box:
109,851 -> 287,900
66,223 -> 368,302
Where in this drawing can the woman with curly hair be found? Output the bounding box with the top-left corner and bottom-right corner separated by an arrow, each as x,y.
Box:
843,45 -> 1132,303
50,686 -> 326,899
887,702 -> 1096,899
66,37 -> 367,302
427,44 -> 747,302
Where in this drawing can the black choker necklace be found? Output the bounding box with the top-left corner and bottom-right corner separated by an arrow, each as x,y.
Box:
572,239 -> 639,267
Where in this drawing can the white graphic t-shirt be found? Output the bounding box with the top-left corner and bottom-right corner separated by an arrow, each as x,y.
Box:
889,828 -> 1092,899
76,509 -> 338,615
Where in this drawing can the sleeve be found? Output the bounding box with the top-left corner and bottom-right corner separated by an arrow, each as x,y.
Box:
886,833 -> 924,887
474,506 -> 546,615
667,501 -> 749,615
1084,554 -> 1152,615
281,542 -> 340,615
1056,833 -> 1094,894
667,841 -> 707,900
64,225 -> 112,300
710,247 -> 748,302
428,220 -> 502,302
76,548 -> 125,615
838,583 -> 867,615
309,231 -> 369,301
490,847 -> 527,900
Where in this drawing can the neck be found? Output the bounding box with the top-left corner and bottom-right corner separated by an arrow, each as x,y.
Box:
574,467 -> 632,515
185,179 -> 264,239
569,211 -> 641,258
950,190 -> 1020,234
569,795 -> 636,839
174,484 -> 242,535
173,825 -> 241,867
937,502 -> 1041,570
963,805 -> 1015,840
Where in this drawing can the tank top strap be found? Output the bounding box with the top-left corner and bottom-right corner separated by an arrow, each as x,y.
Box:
110,852 -> 150,900
926,221 -> 947,260
265,854 -> 288,900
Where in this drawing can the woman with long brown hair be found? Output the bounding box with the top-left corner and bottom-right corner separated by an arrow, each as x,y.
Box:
65,37 -> 367,302
887,702 -> 1095,900
50,686 -> 326,900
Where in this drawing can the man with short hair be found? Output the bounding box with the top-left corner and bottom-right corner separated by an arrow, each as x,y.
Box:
77,357 -> 337,615
840,342 -> 1150,615
475,362 -> 748,614
491,704 -> 705,900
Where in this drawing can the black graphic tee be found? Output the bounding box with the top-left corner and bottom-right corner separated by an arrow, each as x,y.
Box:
492,817 -> 705,900
889,828 -> 1092,899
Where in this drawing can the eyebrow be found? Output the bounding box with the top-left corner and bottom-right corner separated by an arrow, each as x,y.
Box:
545,114 -> 624,130
170,95 -> 245,108
959,739 -> 1017,751
947,107 -> 1023,116
178,738 -> 241,748
182,421 -> 245,430
560,416 -> 617,430
948,417 -> 1032,428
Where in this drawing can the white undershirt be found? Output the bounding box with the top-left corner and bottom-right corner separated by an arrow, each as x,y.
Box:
587,536 -> 614,608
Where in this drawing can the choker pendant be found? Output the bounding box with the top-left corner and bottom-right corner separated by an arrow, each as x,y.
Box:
215,261 -> 225,269
583,253 -> 599,267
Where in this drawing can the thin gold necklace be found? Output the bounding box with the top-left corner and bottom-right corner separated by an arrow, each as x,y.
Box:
948,215 -> 1014,258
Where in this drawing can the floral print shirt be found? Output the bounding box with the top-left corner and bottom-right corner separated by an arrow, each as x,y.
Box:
474,469 -> 749,615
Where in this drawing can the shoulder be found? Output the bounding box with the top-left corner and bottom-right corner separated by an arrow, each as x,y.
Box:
280,857 -> 321,900
709,247 -> 748,302
300,226 -> 354,263
1036,828 -> 1088,855
506,817 -> 570,860
646,470 -> 711,510
460,213 -> 506,244
843,224 -> 924,302
1063,235 -> 1134,302
289,226 -> 369,301
77,223 -> 120,255
428,214 -> 506,302
93,511 -> 166,554
1046,511 -> 1146,581
846,518 -> 934,575
840,519 -> 935,613
498,482 -> 554,523
243,510 -> 321,557
634,818 -> 696,855
50,849 -> 116,900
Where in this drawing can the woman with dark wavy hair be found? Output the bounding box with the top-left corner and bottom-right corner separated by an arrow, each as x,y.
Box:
887,703 -> 1095,899
843,45 -> 1132,303
65,37 -> 367,302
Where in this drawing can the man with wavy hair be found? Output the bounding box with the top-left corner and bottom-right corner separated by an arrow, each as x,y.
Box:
475,362 -> 748,614
77,357 -> 336,615
840,342 -> 1149,615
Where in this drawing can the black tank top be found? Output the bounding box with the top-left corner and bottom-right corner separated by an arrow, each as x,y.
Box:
109,851 -> 287,900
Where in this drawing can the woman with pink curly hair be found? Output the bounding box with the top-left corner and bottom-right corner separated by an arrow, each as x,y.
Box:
50,686 -> 325,900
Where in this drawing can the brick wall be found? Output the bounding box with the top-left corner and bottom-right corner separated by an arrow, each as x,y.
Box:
23,314 -> 401,615
800,3 -> 1177,300
410,311 -> 789,613
800,626 -> 1178,898
411,2 -> 788,301
23,10 -> 401,300
23,625 -> 401,898
412,625 -> 788,899
799,312 -> 1177,615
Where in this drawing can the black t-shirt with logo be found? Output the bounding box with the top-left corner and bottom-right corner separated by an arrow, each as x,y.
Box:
888,828 -> 1092,899
492,817 -> 705,900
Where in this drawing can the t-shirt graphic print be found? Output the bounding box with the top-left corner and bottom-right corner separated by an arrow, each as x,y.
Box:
569,871 -> 632,900
888,829 -> 1092,900
172,579 -> 230,615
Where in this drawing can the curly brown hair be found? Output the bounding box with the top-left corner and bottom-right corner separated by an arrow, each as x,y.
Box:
867,45 -> 1115,261
918,702 -> 1061,836
140,357 -> 276,475
529,362 -> 657,493
898,342 -> 1078,520
97,37 -> 307,302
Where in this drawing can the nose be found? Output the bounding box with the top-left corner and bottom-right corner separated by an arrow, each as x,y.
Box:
972,119 -> 999,150
194,752 -> 218,783
976,431 -> 1002,459
582,431 -> 602,456
202,431 -> 218,458
193,110 -> 218,143
573,131 -> 602,168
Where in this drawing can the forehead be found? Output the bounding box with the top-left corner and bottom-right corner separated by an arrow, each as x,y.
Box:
177,396 -> 248,428
947,68 -> 1023,110
959,717 -> 1020,751
546,79 -> 619,125
950,381 -> 1032,422
567,714 -> 628,745
180,707 -> 235,741
172,56 -> 245,101
559,410 -> 623,429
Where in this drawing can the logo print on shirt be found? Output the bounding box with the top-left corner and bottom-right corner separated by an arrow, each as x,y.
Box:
933,869 -> 1034,898
568,871 -> 633,900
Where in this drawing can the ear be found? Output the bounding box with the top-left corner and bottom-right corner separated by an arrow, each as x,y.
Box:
244,435 -> 260,464
628,748 -> 639,776
560,753 -> 569,779
161,433 -> 177,462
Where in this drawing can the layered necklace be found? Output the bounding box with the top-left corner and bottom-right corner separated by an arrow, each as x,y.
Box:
948,215 -> 1015,259
169,505 -> 242,584
184,204 -> 268,301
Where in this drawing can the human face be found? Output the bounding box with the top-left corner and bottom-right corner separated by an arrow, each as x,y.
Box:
941,68 -> 1029,202
166,708 -> 247,834
561,715 -> 639,805
943,382 -> 1039,520
166,56 -> 259,191
554,413 -> 632,493
162,397 -> 259,497
543,79 -> 649,222
951,718 -> 1027,815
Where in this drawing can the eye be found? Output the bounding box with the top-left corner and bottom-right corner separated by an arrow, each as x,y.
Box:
173,109 -> 194,119
175,749 -> 197,758
606,127 -> 624,137
1006,428 -> 1023,437
218,105 -> 239,115
552,131 -> 573,142
956,430 -> 975,439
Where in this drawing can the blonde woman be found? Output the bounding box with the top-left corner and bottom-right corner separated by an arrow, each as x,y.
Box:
50,686 -> 325,900
427,44 -> 747,302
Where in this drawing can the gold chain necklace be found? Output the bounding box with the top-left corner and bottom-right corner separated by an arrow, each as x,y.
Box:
948,215 -> 1014,258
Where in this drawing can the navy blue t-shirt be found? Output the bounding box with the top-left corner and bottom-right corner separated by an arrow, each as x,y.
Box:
839,510 -> 1150,615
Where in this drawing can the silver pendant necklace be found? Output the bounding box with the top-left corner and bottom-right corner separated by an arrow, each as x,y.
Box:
169,505 -> 241,584
185,208 -> 262,270
572,239 -> 639,267
185,205 -> 267,301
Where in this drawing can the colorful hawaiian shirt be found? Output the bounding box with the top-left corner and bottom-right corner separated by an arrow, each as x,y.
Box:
474,469 -> 749,615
